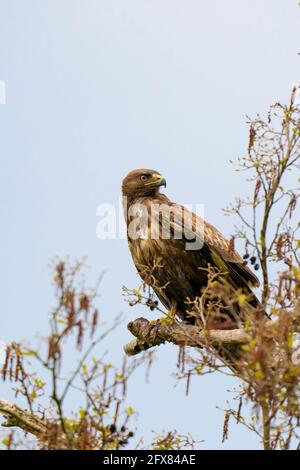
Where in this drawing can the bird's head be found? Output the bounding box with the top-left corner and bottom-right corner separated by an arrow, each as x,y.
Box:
122,169 -> 166,198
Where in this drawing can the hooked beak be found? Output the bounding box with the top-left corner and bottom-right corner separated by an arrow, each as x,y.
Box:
146,173 -> 167,188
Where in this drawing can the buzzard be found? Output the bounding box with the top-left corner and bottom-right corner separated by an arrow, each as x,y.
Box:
122,169 -> 260,328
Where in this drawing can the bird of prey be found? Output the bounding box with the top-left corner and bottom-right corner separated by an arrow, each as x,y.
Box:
122,169 -> 260,328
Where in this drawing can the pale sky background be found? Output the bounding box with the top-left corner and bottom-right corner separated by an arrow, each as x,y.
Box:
0,0 -> 300,450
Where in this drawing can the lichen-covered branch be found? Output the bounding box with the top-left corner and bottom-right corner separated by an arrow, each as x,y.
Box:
124,317 -> 250,356
0,399 -> 47,437
123,316 -> 300,356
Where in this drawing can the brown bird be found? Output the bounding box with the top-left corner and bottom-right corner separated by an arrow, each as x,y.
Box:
122,168 -> 260,328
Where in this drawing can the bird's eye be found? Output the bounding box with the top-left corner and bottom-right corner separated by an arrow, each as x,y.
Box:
140,175 -> 148,182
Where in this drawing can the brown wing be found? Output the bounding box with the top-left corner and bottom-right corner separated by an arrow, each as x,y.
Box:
160,202 -> 259,288
202,218 -> 259,288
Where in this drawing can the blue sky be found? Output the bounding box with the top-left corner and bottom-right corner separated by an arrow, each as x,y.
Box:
0,0 -> 300,449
